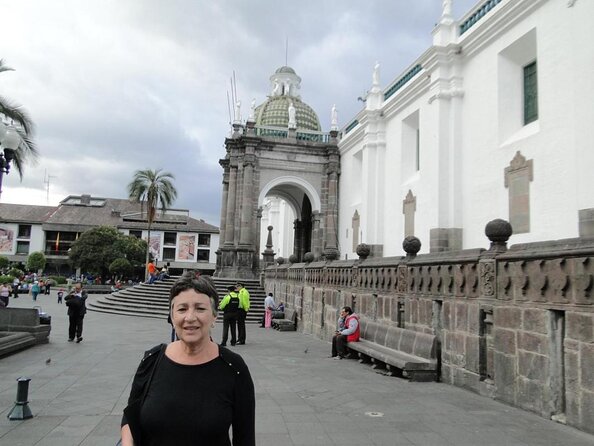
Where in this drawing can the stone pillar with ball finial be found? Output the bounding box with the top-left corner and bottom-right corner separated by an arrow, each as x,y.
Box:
262,225 -> 276,266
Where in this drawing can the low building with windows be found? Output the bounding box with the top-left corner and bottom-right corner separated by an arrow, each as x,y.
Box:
0,194 -> 219,274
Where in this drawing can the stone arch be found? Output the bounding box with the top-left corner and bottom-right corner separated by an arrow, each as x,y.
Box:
258,176 -> 321,212
259,177 -> 318,262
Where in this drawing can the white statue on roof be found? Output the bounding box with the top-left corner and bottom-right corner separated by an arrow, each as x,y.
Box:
234,100 -> 242,124
373,61 -> 380,86
331,104 -> 338,131
288,102 -> 296,129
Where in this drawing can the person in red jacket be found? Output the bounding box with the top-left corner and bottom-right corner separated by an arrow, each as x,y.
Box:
331,306 -> 360,359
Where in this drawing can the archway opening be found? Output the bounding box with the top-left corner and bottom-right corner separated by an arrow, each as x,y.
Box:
259,185 -> 314,262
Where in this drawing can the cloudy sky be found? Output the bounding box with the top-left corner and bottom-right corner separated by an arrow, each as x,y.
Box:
1,0 -> 478,225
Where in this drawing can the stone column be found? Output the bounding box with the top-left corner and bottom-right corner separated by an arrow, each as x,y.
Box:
323,153 -> 340,260
311,211 -> 322,260
239,157 -> 255,245
293,219 -> 303,261
224,162 -> 238,246
218,159 -> 230,245
255,206 -> 263,269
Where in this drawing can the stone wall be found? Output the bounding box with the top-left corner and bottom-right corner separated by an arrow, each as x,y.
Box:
263,224 -> 594,434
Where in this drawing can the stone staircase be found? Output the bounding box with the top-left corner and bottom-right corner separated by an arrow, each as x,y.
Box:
87,277 -> 265,324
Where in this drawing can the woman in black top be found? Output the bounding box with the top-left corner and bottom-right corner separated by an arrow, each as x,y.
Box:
121,274 -> 255,446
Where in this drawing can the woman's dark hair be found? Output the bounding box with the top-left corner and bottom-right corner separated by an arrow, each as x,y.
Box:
342,306 -> 353,315
169,274 -> 219,316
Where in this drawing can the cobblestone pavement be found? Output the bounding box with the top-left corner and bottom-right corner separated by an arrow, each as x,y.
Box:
0,292 -> 593,445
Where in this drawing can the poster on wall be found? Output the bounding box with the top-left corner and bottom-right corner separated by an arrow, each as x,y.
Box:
178,234 -> 196,260
0,228 -> 14,253
148,235 -> 161,260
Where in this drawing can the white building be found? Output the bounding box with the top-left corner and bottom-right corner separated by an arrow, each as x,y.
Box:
338,0 -> 594,258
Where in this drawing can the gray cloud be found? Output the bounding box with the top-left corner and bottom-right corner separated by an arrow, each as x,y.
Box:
1,0 -> 477,226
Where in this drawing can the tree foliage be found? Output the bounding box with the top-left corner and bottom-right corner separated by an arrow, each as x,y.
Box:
109,258 -> 132,278
0,59 -> 38,178
69,226 -> 146,279
8,267 -> 23,278
26,251 -> 46,272
127,169 -> 177,277
0,256 -> 9,269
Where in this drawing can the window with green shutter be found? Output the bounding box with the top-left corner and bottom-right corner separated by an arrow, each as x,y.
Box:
523,61 -> 538,124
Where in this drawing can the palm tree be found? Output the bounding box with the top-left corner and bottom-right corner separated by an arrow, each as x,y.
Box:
127,169 -> 177,279
0,59 -> 38,178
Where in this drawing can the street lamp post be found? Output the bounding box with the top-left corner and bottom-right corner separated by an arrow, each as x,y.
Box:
0,121 -> 21,200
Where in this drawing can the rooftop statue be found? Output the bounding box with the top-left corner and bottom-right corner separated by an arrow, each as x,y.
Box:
373,61 -> 380,86
288,102 -> 296,129
331,104 -> 338,131
234,100 -> 242,124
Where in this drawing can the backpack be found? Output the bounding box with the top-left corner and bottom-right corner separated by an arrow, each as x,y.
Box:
225,295 -> 239,313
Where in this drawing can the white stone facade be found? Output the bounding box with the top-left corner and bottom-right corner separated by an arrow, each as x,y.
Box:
338,0 -> 594,258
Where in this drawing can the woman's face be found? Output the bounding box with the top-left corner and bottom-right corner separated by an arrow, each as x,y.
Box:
171,289 -> 216,346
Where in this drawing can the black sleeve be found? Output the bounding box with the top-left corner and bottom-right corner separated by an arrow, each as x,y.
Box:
232,359 -> 256,446
120,357 -> 146,427
121,345 -> 162,427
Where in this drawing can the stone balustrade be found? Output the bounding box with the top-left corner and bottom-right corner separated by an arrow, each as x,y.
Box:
263,220 -> 594,434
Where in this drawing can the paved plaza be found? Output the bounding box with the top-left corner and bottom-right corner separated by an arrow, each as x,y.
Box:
0,293 -> 593,446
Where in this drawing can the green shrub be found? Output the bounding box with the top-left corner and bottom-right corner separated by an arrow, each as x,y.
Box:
0,275 -> 14,284
48,276 -> 67,285
26,251 -> 47,272
8,268 -> 23,279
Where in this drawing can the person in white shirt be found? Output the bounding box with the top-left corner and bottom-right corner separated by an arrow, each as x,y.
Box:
263,293 -> 277,328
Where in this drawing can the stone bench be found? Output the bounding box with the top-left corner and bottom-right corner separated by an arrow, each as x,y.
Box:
271,308 -> 297,331
347,320 -> 438,382
0,308 -> 51,346
84,284 -> 115,294
0,332 -> 36,357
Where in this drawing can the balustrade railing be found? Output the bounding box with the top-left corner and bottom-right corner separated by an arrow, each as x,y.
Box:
459,0 -> 502,35
253,125 -> 330,143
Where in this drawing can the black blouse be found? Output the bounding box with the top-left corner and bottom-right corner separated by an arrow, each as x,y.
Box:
138,349 -> 255,446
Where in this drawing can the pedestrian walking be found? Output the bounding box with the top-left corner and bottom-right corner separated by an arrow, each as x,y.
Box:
12,277 -> 19,299
64,282 -> 88,343
30,281 -> 40,301
0,283 -> 10,307
57,289 -> 64,304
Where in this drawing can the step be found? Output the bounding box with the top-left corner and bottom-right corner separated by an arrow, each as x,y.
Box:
88,276 -> 267,322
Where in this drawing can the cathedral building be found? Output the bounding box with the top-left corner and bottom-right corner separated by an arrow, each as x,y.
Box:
217,0 -> 593,274
339,0 -> 593,258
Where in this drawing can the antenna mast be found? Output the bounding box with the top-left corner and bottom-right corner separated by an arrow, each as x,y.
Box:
43,170 -> 57,205
285,37 -> 289,66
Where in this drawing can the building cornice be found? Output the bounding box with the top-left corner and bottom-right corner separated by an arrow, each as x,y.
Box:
458,0 -> 547,59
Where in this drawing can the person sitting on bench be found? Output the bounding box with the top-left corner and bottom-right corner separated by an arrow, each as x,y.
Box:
331,306 -> 360,359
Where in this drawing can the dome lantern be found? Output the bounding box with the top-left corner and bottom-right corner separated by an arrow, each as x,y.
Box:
255,66 -> 321,131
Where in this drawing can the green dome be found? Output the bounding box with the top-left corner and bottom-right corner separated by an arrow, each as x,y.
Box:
255,96 -> 321,131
